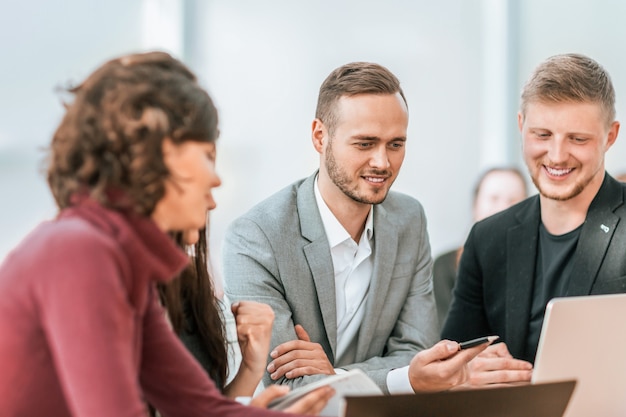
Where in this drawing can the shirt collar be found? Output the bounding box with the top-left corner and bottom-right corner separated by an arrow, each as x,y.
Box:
314,175 -> 374,248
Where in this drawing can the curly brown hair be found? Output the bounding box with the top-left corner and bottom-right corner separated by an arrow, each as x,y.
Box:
47,51 -> 219,215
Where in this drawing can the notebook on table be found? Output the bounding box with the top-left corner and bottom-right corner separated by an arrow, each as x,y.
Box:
268,369 -> 382,416
532,293 -> 626,417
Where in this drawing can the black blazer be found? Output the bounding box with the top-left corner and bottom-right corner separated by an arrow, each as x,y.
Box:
442,173 -> 626,362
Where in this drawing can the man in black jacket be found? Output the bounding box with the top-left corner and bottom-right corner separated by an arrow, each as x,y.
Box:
442,53 -> 625,386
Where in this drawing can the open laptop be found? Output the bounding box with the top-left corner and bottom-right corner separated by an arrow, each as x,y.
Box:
532,293 -> 626,417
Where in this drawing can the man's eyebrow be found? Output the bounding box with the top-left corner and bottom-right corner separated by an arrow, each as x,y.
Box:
351,135 -> 407,141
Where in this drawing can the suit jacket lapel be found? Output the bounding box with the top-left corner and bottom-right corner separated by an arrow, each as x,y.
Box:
567,175 -> 623,296
298,174 -> 338,359
356,204 -> 398,361
505,197 -> 541,356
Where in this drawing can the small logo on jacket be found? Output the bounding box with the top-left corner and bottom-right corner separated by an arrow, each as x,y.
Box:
600,224 -> 610,233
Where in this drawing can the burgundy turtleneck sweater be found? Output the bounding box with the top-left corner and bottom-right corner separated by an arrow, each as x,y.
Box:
0,199 -> 301,417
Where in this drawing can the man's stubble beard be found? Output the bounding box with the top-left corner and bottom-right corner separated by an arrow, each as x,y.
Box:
324,139 -> 390,205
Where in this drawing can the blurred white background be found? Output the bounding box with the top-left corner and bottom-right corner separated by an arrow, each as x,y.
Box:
1,0 -> 625,287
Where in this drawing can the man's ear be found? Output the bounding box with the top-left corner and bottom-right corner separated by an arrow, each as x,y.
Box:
517,112 -> 524,132
311,119 -> 327,154
606,120 -> 620,149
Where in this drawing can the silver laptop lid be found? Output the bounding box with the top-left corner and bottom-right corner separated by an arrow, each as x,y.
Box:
532,293 -> 626,417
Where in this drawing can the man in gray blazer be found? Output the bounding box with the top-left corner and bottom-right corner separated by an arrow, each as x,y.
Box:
223,62 -> 488,394
442,53 -> 624,386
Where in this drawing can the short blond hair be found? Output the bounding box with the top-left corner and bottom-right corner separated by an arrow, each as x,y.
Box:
520,53 -> 616,127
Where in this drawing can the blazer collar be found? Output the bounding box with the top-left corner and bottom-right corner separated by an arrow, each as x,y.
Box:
356,202 -> 400,361
296,172 -> 401,361
567,173 -> 624,295
297,172 -> 339,359
505,196 -> 541,357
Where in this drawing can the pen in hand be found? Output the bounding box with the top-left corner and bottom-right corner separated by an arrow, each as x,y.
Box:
458,335 -> 499,350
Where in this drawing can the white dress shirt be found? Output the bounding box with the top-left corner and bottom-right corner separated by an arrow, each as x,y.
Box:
314,179 -> 413,393
314,179 -> 373,366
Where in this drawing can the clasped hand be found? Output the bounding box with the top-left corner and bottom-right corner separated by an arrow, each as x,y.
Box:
232,301 -> 275,375
266,324 -> 335,380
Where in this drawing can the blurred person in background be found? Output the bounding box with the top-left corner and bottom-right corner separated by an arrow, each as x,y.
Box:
433,167 -> 528,330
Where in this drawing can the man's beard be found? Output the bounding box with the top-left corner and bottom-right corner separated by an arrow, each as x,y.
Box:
325,140 -> 390,205
530,167 -> 590,202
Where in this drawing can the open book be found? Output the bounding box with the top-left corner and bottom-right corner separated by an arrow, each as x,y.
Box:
268,369 -> 383,416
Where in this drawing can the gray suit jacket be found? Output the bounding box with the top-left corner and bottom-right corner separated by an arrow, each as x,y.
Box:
223,173 -> 438,393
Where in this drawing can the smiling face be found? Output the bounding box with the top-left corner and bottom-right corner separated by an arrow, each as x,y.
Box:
314,93 -> 408,207
519,101 -> 619,204
151,139 -> 221,232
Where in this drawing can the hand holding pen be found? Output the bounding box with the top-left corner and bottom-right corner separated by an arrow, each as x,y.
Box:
407,335 -> 499,392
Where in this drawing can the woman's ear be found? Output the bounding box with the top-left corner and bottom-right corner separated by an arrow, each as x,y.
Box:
161,137 -> 175,158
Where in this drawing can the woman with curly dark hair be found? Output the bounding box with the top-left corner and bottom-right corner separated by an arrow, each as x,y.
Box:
0,51 -> 332,417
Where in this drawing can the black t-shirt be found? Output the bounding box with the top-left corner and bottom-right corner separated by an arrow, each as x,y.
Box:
526,222 -> 582,362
